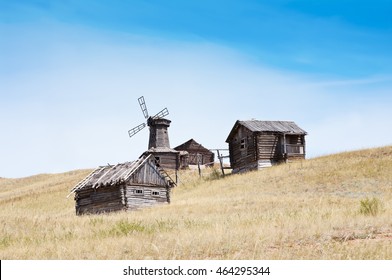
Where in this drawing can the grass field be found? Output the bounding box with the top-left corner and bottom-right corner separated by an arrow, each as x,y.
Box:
1,146 -> 392,259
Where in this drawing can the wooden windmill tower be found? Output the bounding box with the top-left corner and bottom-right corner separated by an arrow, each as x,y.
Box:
128,96 -> 180,170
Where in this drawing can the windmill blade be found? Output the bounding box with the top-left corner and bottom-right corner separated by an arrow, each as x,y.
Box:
138,96 -> 149,119
152,107 -> 169,119
128,123 -> 146,138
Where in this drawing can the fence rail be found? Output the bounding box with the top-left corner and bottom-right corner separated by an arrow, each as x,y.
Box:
285,144 -> 304,155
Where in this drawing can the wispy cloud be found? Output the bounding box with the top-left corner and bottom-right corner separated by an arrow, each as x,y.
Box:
307,75 -> 392,88
1,22 -> 392,177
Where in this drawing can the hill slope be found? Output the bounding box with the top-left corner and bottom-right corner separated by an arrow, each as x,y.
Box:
1,146 -> 392,259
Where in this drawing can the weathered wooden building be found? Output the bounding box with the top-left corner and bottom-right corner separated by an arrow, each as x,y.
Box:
143,117 -> 182,170
143,147 -> 181,170
69,154 -> 175,215
226,120 -> 307,173
174,139 -> 215,167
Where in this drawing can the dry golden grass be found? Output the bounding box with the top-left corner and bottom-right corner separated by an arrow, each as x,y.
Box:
1,146 -> 392,259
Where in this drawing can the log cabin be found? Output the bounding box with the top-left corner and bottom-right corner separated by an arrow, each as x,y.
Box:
226,120 -> 307,173
174,139 -> 215,167
69,154 -> 175,215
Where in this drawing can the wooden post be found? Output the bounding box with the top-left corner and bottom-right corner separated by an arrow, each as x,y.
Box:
197,153 -> 201,177
217,149 -> 225,176
283,133 -> 288,163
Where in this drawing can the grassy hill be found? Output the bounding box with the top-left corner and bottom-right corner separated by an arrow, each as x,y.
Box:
1,146 -> 392,259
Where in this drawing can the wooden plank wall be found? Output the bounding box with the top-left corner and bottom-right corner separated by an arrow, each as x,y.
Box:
75,185 -> 124,215
149,127 -> 170,148
179,153 -> 189,169
257,160 -> 273,168
75,185 -> 170,214
187,152 -> 214,165
256,132 -> 282,161
178,141 -> 215,165
232,161 -> 258,173
228,126 -> 258,172
125,185 -> 169,210
129,161 -> 167,186
152,152 -> 179,170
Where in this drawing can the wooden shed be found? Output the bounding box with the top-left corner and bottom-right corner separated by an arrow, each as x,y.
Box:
174,139 -> 215,167
69,154 -> 175,215
226,120 -> 307,173
143,147 -> 181,170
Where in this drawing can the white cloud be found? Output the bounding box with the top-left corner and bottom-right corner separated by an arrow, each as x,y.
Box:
1,23 -> 392,177
307,106 -> 392,157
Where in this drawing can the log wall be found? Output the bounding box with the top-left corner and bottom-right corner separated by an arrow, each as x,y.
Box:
75,185 -> 125,215
228,126 -> 258,172
150,152 -> 179,170
174,140 -> 215,165
148,119 -> 171,149
124,185 -> 170,210
75,184 -> 170,214
256,132 -> 282,161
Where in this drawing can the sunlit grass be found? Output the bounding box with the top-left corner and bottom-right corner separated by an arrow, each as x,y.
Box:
1,146 -> 392,259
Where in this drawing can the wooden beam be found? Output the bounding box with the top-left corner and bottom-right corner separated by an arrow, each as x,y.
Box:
217,149 -> 225,176
283,133 -> 288,163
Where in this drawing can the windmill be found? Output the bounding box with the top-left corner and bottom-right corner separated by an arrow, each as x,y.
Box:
128,96 -> 172,149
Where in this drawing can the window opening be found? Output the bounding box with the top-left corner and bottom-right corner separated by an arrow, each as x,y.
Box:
240,138 -> 246,149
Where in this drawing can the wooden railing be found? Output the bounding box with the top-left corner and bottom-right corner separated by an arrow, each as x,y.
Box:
285,144 -> 305,155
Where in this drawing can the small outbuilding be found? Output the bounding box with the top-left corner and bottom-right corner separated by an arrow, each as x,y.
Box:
174,138 -> 215,167
69,154 -> 175,215
143,147 -> 181,170
226,120 -> 307,173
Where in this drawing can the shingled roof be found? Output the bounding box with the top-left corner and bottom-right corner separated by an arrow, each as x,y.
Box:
68,154 -> 173,197
226,120 -> 307,142
174,138 -> 211,153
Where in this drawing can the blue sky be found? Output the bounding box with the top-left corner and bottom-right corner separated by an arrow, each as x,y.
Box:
1,0 -> 392,178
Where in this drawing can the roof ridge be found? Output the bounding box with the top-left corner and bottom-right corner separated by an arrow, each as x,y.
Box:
226,119 -> 307,142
